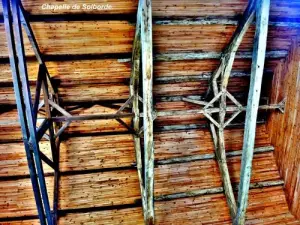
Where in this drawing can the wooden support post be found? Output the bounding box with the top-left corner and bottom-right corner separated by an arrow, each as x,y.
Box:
2,2 -> 46,223
6,0 -> 53,224
206,0 -> 256,98
141,0 -> 155,223
210,122 -> 237,218
204,0 -> 257,220
234,0 -> 270,224
41,65 -> 60,224
19,3 -> 57,95
130,0 -> 147,220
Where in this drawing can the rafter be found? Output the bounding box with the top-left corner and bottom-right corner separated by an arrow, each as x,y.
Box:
202,0 -> 257,219
2,0 -> 54,224
141,0 -> 155,223
130,0 -> 147,221
234,0 -> 271,224
207,0 -> 256,98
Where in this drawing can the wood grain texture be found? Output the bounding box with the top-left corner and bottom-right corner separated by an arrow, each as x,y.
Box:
0,152 -> 282,219
0,0 -> 299,18
0,1 -> 299,223
0,23 -> 297,57
155,187 -> 298,225
0,76 -> 262,105
0,124 -> 270,176
154,152 -> 280,196
267,36 -> 300,219
0,187 -> 299,224
207,1 -> 256,218
0,58 -> 280,85
0,170 -> 141,218
235,0 -> 270,223
0,100 -> 268,142
0,135 -> 135,177
140,0 -> 155,222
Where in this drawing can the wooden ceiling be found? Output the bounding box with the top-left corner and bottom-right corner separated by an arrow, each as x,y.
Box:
0,0 -> 300,224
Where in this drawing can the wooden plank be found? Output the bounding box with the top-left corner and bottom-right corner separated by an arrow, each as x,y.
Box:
0,125 -> 270,177
0,58 -> 281,85
0,0 -> 299,19
234,0 -> 270,224
0,75 -> 269,105
0,152 -> 283,219
1,186 -> 297,224
0,170 -> 141,218
0,23 -> 297,58
267,36 -> 300,219
154,152 -> 281,196
155,187 -> 298,225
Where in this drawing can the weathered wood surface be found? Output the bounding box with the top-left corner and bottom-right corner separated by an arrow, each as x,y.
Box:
0,1 -> 298,224
0,0 -> 299,19
129,0 -> 145,218
0,23 -> 297,57
0,101 -> 270,142
0,105 -> 133,142
235,0 -> 270,223
0,58 -> 281,85
154,187 -> 298,225
0,152 -> 283,218
0,187 -> 299,224
0,75 -> 273,105
206,0 -> 256,218
0,170 -> 140,218
154,152 -> 280,196
267,36 -> 300,219
141,0 -> 154,222
0,125 -> 271,177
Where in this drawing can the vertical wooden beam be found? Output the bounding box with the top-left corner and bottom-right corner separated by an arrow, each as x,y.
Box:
207,0 -> 256,97
2,0 -> 46,224
8,0 -> 53,224
41,65 -> 60,225
234,0 -> 270,224
207,0 -> 257,219
19,3 -> 57,95
130,0 -> 147,221
141,0 -> 154,223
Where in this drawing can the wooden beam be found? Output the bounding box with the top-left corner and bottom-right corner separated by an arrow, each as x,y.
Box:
156,103 -> 282,116
141,0 -> 155,223
234,0 -> 270,224
4,0 -> 53,223
155,180 -> 284,201
156,146 -> 274,165
154,18 -> 300,28
51,113 -> 134,122
156,120 -> 266,132
210,122 -> 237,218
153,50 -> 286,61
130,0 -> 146,221
19,3 -> 57,95
1,12 -> 299,28
208,0 -> 256,97
204,0 -> 257,220
0,102 -> 281,126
